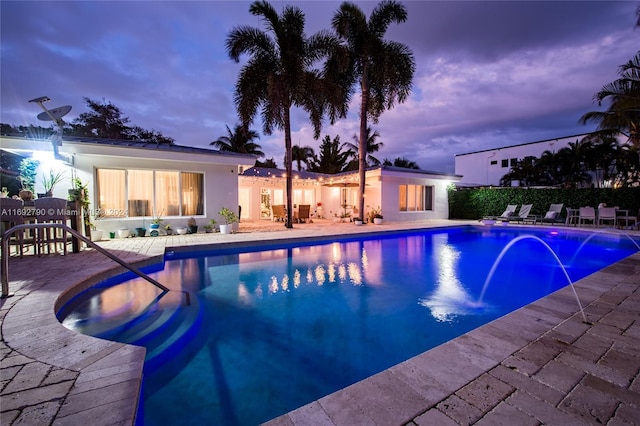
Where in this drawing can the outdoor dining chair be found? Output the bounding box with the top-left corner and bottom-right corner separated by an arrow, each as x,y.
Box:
33,197 -> 70,255
597,206 -> 617,227
0,197 -> 26,257
578,206 -> 596,227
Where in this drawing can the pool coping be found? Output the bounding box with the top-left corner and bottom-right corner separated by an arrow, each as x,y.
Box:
1,222 -> 638,425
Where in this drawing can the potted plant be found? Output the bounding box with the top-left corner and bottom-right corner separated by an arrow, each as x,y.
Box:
90,224 -> 103,241
41,169 -> 66,197
165,224 -> 173,235
203,218 -> 216,233
187,217 -> 198,234
1,187 -> 8,198
150,212 -> 163,237
18,158 -> 39,201
369,206 -> 383,225
218,207 -> 238,234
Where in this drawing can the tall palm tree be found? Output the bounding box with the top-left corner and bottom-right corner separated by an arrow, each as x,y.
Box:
291,144 -> 315,171
227,1 -> 338,227
331,1 -> 415,221
345,126 -> 384,168
210,124 -> 264,157
580,51 -> 640,148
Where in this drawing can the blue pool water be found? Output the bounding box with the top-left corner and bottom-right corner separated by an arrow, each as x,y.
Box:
58,226 -> 638,425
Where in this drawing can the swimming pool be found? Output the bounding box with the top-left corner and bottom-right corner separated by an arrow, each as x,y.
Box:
58,226 -> 638,425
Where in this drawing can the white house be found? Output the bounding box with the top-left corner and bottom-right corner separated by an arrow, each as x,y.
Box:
239,166 -> 459,223
1,135 -> 255,233
2,134 -> 459,236
454,133 -> 591,186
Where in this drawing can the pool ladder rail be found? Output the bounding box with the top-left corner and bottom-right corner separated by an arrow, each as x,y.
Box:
1,222 -> 170,298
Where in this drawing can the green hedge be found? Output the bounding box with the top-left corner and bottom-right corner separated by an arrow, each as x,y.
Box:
448,186 -> 640,220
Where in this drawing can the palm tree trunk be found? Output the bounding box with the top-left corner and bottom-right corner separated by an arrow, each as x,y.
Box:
358,66 -> 369,222
284,106 -> 294,228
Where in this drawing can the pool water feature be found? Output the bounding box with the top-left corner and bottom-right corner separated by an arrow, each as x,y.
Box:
58,226 -> 638,425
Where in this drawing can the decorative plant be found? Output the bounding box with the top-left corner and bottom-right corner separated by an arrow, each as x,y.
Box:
165,224 -> 172,231
368,206 -> 383,222
18,158 -> 39,193
203,219 -> 216,232
41,169 -> 66,196
152,211 -> 164,225
218,207 -> 238,225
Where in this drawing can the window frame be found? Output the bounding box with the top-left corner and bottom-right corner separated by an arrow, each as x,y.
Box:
96,167 -> 204,218
398,184 -> 434,212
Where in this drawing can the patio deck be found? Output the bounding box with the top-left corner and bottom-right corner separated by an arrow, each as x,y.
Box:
1,219 -> 639,425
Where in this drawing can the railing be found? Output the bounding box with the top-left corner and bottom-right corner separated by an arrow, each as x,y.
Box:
1,223 -> 170,298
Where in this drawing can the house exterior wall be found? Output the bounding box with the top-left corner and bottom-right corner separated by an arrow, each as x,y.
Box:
377,169 -> 454,222
454,134 -> 589,186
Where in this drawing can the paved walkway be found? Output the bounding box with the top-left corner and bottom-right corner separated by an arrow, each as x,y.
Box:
1,220 -> 639,425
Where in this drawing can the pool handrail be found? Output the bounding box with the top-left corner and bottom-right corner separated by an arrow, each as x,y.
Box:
1,222 -> 170,298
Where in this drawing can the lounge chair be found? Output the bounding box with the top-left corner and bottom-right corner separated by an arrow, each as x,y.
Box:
540,203 -> 564,224
578,206 -> 596,226
510,204 -> 535,223
484,204 -> 517,221
272,204 -> 285,222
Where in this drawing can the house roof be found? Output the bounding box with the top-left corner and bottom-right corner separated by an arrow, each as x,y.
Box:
242,165 -> 461,180
454,132 -> 592,157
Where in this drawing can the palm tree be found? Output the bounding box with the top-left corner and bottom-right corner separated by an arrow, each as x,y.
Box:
383,157 -> 420,169
210,124 -> 264,157
308,135 -> 351,174
227,1 -> 338,227
345,126 -> 385,169
580,52 -> 640,148
291,145 -> 315,171
331,1 -> 414,221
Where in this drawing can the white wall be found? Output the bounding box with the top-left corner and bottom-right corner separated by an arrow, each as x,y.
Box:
455,134 -> 589,186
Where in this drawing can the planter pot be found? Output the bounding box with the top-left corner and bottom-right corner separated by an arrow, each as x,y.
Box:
188,225 -> 198,234
150,223 -> 160,230
91,230 -> 104,241
219,224 -> 232,234
19,190 -> 33,201
135,227 -> 147,237
176,227 -> 188,235
373,218 -> 383,225
117,229 -> 130,238
165,229 -> 173,235
109,232 -> 116,239
354,220 -> 363,226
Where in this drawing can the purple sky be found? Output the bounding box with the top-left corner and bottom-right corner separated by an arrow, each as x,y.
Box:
1,1 -> 638,173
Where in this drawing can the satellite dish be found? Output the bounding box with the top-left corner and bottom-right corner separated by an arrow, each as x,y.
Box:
37,105 -> 72,122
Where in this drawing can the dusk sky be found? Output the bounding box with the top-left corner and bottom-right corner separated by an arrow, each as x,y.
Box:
1,1 -> 638,173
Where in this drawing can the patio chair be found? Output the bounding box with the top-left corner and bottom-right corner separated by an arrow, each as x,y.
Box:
578,206 -> 596,227
597,206 -> 617,227
34,197 -> 70,255
484,204 -> 517,221
510,204 -> 535,223
540,203 -> 564,224
296,204 -> 311,223
272,204 -> 285,222
0,197 -> 26,257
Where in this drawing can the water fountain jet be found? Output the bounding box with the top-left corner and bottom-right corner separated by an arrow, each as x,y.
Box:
478,235 -> 588,323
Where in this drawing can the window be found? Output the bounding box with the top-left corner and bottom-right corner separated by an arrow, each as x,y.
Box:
96,168 -> 204,218
399,185 -> 433,211
490,160 -> 497,165
510,158 -> 517,167
501,159 -> 508,168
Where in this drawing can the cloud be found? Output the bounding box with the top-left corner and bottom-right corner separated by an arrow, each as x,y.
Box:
1,0 -> 638,174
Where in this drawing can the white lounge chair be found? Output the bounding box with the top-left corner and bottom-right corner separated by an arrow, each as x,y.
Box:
510,204 -> 535,223
541,203 -> 564,224
484,204 -> 517,221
